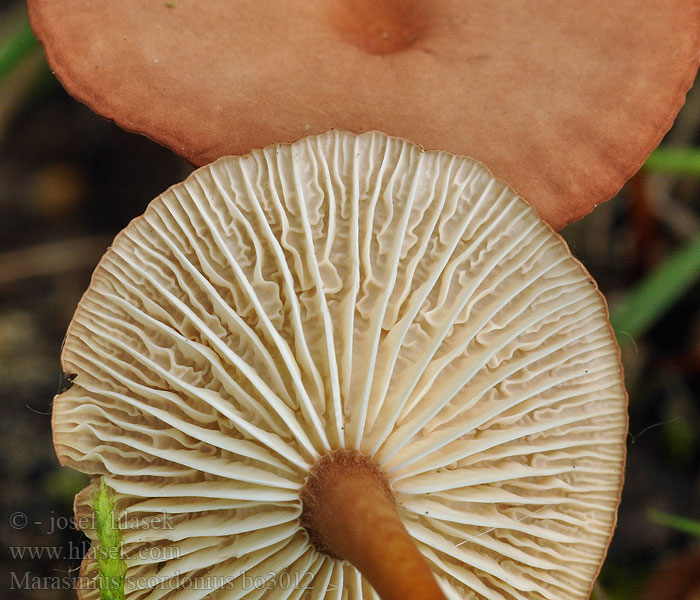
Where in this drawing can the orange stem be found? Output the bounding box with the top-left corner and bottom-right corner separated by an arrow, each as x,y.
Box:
301,450 -> 446,600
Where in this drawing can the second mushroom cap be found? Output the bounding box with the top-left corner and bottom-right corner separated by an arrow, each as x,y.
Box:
26,0 -> 700,228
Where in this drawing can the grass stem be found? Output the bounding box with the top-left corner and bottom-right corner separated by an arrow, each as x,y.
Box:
0,17 -> 38,86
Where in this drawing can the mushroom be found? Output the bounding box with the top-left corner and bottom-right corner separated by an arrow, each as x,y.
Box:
26,0 -> 700,229
57,131 -> 627,600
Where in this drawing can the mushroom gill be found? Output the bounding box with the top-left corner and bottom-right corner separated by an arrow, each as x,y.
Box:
57,130 -> 627,600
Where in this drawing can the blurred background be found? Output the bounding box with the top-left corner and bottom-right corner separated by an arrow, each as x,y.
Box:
1,2 -> 699,599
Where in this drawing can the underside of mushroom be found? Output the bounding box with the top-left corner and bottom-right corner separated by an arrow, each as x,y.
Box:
56,131 -> 627,600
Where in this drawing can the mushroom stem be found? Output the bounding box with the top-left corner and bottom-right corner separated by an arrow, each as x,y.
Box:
301,450 -> 446,600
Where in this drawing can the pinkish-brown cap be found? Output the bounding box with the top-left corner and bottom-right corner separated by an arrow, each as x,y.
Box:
27,0 -> 700,229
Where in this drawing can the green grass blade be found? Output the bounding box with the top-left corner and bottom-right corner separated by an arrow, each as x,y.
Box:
0,17 -> 38,85
647,508 -> 700,537
644,147 -> 700,177
610,230 -> 700,343
93,479 -> 127,600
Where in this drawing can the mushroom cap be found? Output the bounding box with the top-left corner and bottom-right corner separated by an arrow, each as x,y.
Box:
56,131 -> 627,600
27,0 -> 700,229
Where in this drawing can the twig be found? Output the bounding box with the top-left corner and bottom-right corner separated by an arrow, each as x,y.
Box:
0,235 -> 112,287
